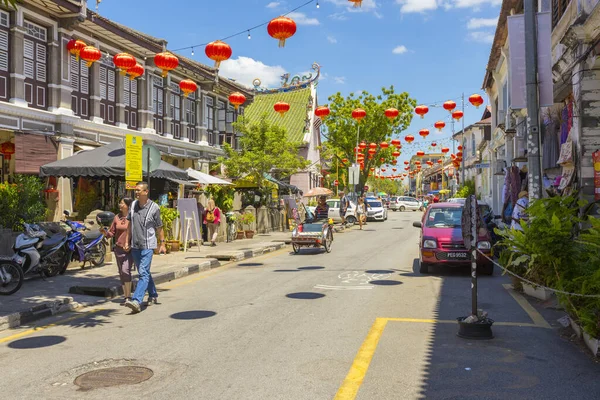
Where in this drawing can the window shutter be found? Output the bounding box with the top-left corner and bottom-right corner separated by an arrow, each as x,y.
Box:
131,79 -> 138,108
0,30 -> 8,51
81,76 -> 89,94
24,39 -> 34,59
108,70 -> 115,101
35,44 -> 46,82
24,39 -> 34,79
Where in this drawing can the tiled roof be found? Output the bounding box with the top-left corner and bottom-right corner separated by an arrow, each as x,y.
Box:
243,87 -> 312,143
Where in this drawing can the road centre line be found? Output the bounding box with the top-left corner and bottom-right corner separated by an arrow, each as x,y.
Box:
0,309 -> 102,344
502,284 -> 552,329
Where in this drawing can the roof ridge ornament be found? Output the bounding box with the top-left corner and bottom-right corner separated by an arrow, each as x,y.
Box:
253,62 -> 321,94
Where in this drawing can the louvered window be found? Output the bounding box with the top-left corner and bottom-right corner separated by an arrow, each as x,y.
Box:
169,82 -> 181,139
0,10 -> 10,100
23,20 -> 47,109
152,76 -> 164,134
217,100 -> 226,145
185,96 -> 197,142
99,59 -> 116,125
123,76 -> 138,130
226,105 -> 235,146
70,54 -> 89,118
204,96 -> 215,145
552,0 -> 570,28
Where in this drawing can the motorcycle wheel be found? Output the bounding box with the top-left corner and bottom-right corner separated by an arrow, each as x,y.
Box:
0,261 -> 24,295
43,249 -> 65,277
90,243 -> 106,267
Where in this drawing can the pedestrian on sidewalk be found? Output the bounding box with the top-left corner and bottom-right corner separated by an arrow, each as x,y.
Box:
124,182 -> 166,314
511,191 -> 529,231
102,197 -> 134,306
356,197 -> 366,230
204,199 -> 221,246
339,191 -> 350,225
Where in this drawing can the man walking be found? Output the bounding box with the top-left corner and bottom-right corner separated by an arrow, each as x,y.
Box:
124,182 -> 166,314
339,190 -> 350,225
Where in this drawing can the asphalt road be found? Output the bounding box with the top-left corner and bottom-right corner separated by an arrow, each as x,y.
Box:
1,212 -> 599,400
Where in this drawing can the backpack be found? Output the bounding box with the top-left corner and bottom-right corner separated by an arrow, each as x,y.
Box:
206,209 -> 215,223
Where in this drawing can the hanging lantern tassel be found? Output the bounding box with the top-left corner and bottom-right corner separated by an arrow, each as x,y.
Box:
348,0 -> 362,8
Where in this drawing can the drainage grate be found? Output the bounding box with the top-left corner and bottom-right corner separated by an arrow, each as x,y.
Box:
74,366 -> 153,390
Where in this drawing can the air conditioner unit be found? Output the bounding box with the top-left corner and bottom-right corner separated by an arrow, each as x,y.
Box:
505,113 -> 516,132
494,159 -> 506,176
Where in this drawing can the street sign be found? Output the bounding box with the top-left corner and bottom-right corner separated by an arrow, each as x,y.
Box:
125,134 -> 143,186
334,180 -> 339,186
475,163 -> 490,169
348,165 -> 360,185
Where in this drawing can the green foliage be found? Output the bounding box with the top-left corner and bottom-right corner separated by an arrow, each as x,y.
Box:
455,179 -> 475,198
75,185 -> 99,220
366,176 -> 402,195
239,212 -> 255,228
0,175 -> 47,231
159,206 -> 179,241
0,0 -> 18,9
497,194 -> 600,338
205,185 -> 235,213
322,86 -> 416,193
220,115 -> 309,205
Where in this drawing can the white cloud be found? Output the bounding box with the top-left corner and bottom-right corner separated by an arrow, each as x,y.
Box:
334,76 -> 346,84
467,17 -> 498,29
468,31 -> 495,43
395,0 -> 501,14
219,56 -> 286,88
395,0 -> 437,14
327,35 -> 338,44
266,2 -> 280,8
287,12 -> 320,25
392,45 -> 408,54
329,12 -> 348,20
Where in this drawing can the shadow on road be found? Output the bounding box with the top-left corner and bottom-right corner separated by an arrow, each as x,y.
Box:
8,335 -> 66,349
170,310 -> 217,320
286,292 -> 325,300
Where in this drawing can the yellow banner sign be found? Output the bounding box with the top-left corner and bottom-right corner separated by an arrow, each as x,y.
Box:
125,134 -> 143,183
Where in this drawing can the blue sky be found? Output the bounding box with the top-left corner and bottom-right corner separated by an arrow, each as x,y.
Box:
97,0 -> 500,154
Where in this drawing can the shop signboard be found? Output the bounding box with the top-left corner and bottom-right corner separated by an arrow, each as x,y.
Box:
594,150 -> 600,201
125,134 -> 143,189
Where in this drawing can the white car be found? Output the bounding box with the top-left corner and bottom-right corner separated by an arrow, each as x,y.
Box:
326,199 -> 358,224
365,198 -> 388,221
448,198 -> 466,204
390,196 -> 421,212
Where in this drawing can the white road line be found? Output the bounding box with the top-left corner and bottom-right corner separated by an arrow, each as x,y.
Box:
314,285 -> 374,290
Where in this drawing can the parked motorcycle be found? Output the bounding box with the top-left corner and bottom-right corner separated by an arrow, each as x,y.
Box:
12,222 -> 68,278
59,210 -> 113,274
483,211 -> 505,255
0,256 -> 24,295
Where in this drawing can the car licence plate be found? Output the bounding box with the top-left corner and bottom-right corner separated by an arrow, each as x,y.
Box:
448,252 -> 468,259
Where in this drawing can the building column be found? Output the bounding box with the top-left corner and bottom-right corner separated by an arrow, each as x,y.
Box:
163,76 -> 173,138
9,24 -> 26,107
116,73 -> 126,128
138,64 -> 154,133
56,137 -> 75,221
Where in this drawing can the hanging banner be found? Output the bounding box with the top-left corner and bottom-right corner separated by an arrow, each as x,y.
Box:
594,150 -> 600,201
125,134 -> 143,186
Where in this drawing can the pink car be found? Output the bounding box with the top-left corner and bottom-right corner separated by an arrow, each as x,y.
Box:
412,202 -> 494,275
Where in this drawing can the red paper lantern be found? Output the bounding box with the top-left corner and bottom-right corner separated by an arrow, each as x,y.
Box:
229,92 -> 246,110
404,161 -> 409,165
469,94 -> 484,108
0,141 -> 15,160
404,135 -> 415,144
368,155 -> 374,160
352,108 -> 366,123
380,141 -> 389,149
179,79 -> 198,98
154,52 -> 179,77
315,106 -> 330,118
391,139 -> 401,148
385,108 -> 399,120
392,168 -> 397,172
431,142 -> 437,147
392,151 -> 400,157
348,0 -> 363,8
381,168 -> 386,172
113,53 -> 137,75
419,129 -> 430,138
415,105 -> 429,119
80,46 -> 101,67
443,100 -> 457,113
205,40 -> 232,68
391,160 -> 397,165
368,148 -> 376,155
416,151 -> 425,157
359,141 -> 367,150
274,101 -> 290,117
127,63 -> 144,80
438,159 -> 443,164
370,167 -> 375,172
441,147 -> 450,154
380,157 -> 385,162
67,39 -> 86,61
452,110 -> 464,121
369,142 -> 377,149
434,121 -> 446,132
342,158 -> 349,163
267,16 -> 297,47
457,151 -> 463,158
457,145 -> 463,151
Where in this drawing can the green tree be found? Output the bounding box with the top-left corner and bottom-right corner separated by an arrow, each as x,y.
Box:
366,177 -> 403,195
1,0 -> 18,9
220,114 -> 309,205
322,86 -> 416,194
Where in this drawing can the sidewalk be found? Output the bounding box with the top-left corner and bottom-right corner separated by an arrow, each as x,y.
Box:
0,224 -> 353,332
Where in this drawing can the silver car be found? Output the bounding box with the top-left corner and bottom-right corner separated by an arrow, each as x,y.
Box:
390,196 -> 421,212
365,198 -> 388,221
326,199 -> 358,224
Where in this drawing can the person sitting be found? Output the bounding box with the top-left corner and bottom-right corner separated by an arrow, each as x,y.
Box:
314,196 -> 329,221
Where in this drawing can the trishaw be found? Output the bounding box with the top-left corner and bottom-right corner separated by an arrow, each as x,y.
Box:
291,201 -> 334,254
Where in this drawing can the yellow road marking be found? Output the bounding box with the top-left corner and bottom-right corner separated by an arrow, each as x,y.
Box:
334,318 -> 388,400
384,317 -> 546,328
0,309 -> 102,344
503,284 -> 551,329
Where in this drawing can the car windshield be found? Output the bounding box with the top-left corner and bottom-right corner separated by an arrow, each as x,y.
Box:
368,201 -> 382,208
425,207 -> 462,228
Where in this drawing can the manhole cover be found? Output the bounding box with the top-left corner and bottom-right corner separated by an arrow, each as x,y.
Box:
74,366 -> 153,390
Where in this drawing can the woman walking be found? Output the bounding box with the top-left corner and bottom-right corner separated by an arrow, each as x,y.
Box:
103,197 -> 134,305
356,197 -> 366,230
204,199 -> 221,246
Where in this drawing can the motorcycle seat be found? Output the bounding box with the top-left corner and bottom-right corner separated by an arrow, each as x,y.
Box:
42,234 -> 65,248
83,230 -> 103,241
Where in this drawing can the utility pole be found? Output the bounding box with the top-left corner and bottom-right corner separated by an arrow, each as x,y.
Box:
524,0 -> 543,200
461,93 -> 466,186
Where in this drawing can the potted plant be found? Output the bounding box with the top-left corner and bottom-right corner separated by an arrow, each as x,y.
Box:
159,206 -> 180,253
240,212 -> 256,239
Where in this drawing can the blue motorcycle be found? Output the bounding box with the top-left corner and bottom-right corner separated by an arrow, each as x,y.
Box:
59,211 -> 112,274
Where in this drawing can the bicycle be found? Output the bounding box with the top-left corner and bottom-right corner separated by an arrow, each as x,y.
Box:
226,212 -> 237,243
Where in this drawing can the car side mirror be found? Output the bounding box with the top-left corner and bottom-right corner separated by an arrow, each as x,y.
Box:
412,221 -> 422,228
64,210 -> 70,216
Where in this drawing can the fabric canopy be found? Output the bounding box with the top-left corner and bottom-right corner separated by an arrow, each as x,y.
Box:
186,168 -> 232,185
39,140 -> 188,181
